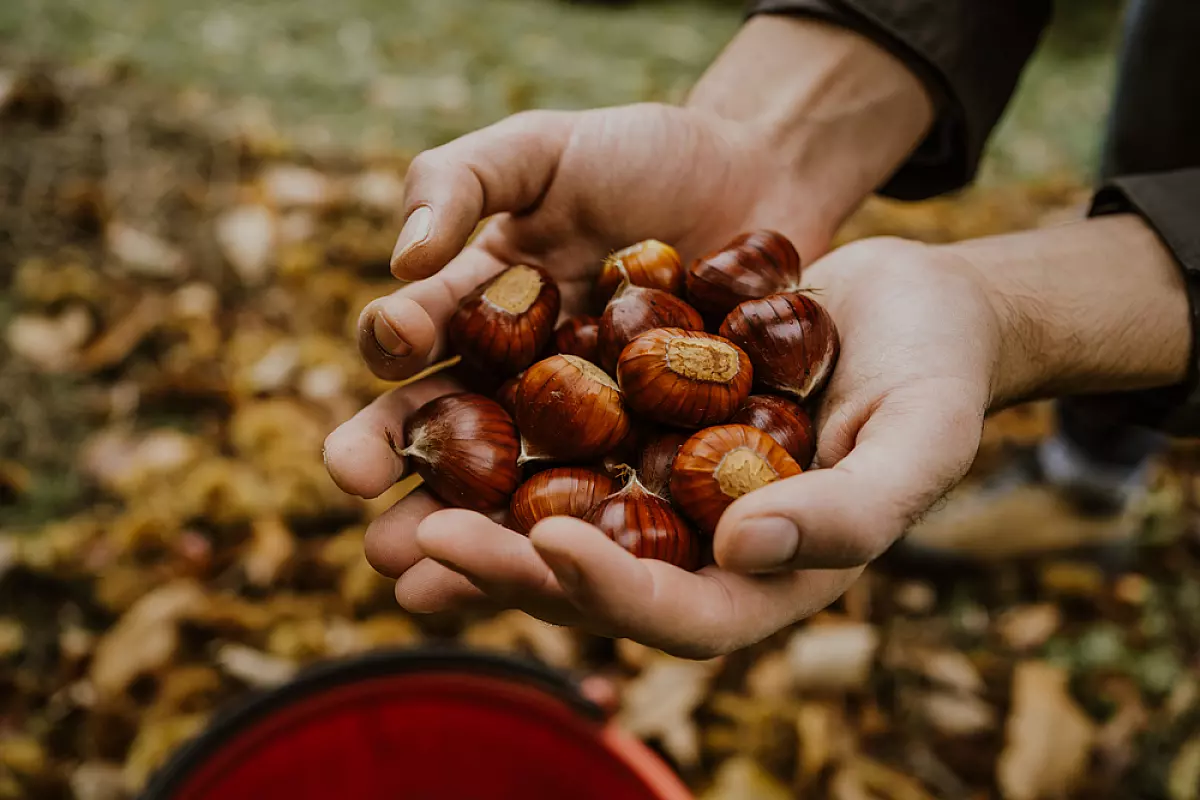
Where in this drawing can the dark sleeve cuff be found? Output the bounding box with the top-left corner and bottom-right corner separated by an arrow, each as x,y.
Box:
745,0 -> 1051,200
1081,169 -> 1200,437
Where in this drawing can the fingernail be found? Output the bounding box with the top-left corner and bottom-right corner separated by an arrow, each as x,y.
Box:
373,310 -> 411,357
391,205 -> 433,268
731,517 -> 800,572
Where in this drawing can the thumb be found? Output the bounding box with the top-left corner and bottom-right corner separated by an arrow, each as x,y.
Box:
390,110 -> 573,280
713,384 -> 985,573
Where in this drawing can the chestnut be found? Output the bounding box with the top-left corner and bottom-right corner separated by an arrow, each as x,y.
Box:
515,354 -> 631,461
554,316 -> 601,364
401,393 -> 521,513
597,267 -> 704,373
638,431 -> 690,499
670,424 -> 802,536
592,239 -> 683,310
685,230 -> 802,321
730,395 -> 816,466
616,328 -> 753,429
718,292 -> 839,401
509,467 -> 616,534
496,374 -> 521,418
448,264 -> 561,377
586,468 -> 700,570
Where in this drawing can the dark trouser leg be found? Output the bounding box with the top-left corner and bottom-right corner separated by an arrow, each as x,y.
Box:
1048,0 -> 1193,506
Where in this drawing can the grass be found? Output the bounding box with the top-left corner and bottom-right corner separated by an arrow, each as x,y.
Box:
2,0 -> 1126,182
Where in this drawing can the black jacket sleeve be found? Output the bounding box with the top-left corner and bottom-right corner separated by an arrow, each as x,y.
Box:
745,0 -> 1052,199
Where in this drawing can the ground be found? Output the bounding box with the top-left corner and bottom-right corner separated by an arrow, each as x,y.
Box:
2,1 -> 1200,798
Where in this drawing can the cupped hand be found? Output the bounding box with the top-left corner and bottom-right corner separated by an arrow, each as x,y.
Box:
326,232 -> 1008,658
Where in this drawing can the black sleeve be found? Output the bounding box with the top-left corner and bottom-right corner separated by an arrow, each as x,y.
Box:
1084,170 -> 1200,438
744,0 -> 1053,200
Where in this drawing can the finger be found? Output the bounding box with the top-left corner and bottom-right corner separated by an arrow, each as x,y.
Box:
714,381 -> 986,573
390,110 -> 573,280
394,557 -> 492,614
363,489 -> 443,579
322,375 -> 458,499
359,247 -> 507,381
529,517 -> 863,658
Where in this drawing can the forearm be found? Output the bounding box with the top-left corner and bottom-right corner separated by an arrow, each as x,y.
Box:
949,215 -> 1191,407
687,15 -> 934,235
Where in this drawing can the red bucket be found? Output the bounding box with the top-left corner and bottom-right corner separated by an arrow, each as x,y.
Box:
140,646 -> 693,800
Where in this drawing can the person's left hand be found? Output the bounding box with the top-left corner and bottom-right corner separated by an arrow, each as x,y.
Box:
337,237 -> 1005,658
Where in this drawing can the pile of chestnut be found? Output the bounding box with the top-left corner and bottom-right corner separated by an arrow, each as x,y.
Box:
400,230 -> 839,571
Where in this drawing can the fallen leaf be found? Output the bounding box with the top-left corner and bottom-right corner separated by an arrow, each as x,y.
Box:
242,515 -> 295,586
699,756 -> 792,800
351,168 -> 404,211
997,661 -> 1097,800
796,701 -> 853,785
0,735 -> 47,779
246,340 -> 301,393
893,581 -> 937,615
786,620 -> 879,692
1039,561 -> 1106,598
0,618 -> 23,658
77,293 -> 169,371
260,164 -> 336,208
7,306 -> 93,370
69,762 -> 128,800
215,204 -> 276,285
148,666 -> 222,722
1113,573 -> 1150,605
216,643 -> 297,687
461,610 -> 578,670
997,604 -> 1061,652
849,756 -> 939,800
1169,736 -> 1200,800
615,653 -> 722,768
123,713 -> 208,792
90,580 -> 208,700
744,650 -> 792,701
921,650 -> 985,694
106,223 -> 185,278
916,689 -> 996,737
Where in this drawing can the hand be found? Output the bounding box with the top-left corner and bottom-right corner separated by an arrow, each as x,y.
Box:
326,238 -> 1004,658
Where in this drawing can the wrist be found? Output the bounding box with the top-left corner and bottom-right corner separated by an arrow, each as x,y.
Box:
687,15 -> 934,235
945,214 -> 1191,408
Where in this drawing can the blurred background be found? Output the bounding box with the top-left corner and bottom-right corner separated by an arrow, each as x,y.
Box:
3,0 -> 1200,798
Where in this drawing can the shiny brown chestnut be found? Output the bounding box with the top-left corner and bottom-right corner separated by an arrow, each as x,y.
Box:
509,467 -> 616,534
553,316 -> 601,364
401,393 -> 521,513
616,328 -> 753,429
638,431 -> 690,499
718,292 -> 839,401
448,264 -> 561,376
592,239 -> 684,310
585,468 -> 700,570
730,395 -> 816,466
685,230 -> 802,321
597,266 -> 704,373
515,354 -> 631,461
670,424 -> 803,536
496,374 -> 521,418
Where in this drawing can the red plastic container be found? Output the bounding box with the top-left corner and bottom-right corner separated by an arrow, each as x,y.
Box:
140,647 -> 693,800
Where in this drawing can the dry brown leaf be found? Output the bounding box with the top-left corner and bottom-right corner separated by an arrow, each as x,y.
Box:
1113,573 -> 1150,605
70,762 -> 129,800
243,515 -> 295,586
785,620 -> 879,692
7,306 -> 93,370
796,701 -> 853,785
461,610 -> 578,670
615,653 -> 722,768
921,650 -> 985,694
0,618 -> 24,658
260,164 -> 336,209
77,293 -> 169,371
849,756 -> 939,800
1167,676 -> 1199,721
216,642 -> 298,687
0,735 -> 47,779
744,650 -> 792,701
122,713 -> 208,792
215,204 -> 276,285
1169,736 -> 1200,800
916,689 -> 996,737
351,168 -> 405,211
352,615 -> 421,648
997,661 -> 1097,800
80,427 -> 202,496
997,604 -> 1061,652
893,581 -> 937,615
106,223 -> 185,278
1039,561 -> 1106,598
699,756 -> 792,800
90,580 -> 208,700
